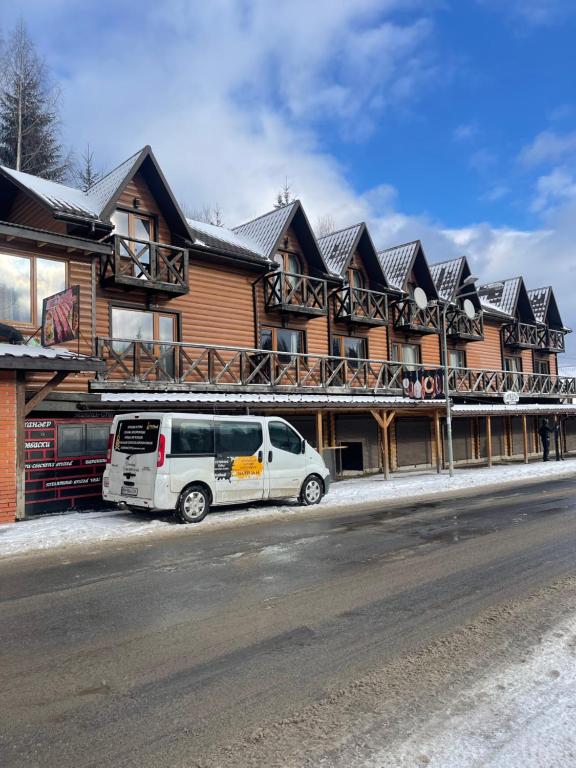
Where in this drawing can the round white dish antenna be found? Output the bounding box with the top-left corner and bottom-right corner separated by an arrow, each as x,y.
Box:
463,298 -> 476,319
413,287 -> 428,310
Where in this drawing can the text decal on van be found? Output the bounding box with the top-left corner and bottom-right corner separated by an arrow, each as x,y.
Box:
114,420 -> 160,454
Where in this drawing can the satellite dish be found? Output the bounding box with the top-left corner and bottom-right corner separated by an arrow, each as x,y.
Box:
413,287 -> 428,310
463,298 -> 476,319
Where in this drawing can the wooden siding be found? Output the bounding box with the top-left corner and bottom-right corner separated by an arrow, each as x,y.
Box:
466,320 -> 502,369
7,190 -> 67,234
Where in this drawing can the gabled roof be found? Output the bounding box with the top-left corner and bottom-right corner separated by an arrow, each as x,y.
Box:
430,256 -> 481,310
232,200 -> 331,277
377,240 -> 438,298
478,277 -> 536,323
527,286 -> 568,331
186,218 -> 269,264
0,146 -> 191,239
317,222 -> 388,287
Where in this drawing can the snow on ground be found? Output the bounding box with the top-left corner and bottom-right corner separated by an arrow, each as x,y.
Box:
360,613 -> 576,768
1,459 -> 575,559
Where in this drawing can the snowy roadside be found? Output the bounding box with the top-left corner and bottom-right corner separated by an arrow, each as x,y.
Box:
355,611 -> 576,768
1,459 -> 575,559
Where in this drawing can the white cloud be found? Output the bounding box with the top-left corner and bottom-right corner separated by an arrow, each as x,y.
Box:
453,123 -> 478,142
531,167 -> 576,212
478,0 -> 573,27
519,130 -> 576,167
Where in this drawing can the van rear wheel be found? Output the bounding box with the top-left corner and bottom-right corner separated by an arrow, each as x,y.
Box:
176,484 -> 210,524
299,475 -> 324,506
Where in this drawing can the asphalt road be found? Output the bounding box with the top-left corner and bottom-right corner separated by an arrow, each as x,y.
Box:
1,475 -> 576,768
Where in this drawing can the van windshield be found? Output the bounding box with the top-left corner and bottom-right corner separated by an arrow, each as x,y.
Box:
114,419 -> 161,454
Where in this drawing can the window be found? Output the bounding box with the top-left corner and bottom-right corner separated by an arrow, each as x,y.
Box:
260,327 -> 304,359
171,420 -> 214,455
216,422 -> 263,457
535,359 -> 550,375
58,423 -> 110,457
269,421 -> 302,455
0,254 -> 66,325
111,209 -> 157,278
448,349 -> 466,369
111,307 -> 177,376
504,356 -> 522,373
332,335 -> 367,362
274,251 -> 302,276
391,343 -> 421,369
348,268 -> 366,290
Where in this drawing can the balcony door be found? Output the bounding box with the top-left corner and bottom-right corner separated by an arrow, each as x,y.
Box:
111,209 -> 156,279
111,307 -> 177,379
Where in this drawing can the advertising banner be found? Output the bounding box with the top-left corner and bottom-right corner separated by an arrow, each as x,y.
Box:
41,286 -> 80,346
402,368 -> 445,400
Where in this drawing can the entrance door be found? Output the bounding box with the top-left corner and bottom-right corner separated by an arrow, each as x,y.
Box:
341,441 -> 364,471
266,420 -> 305,498
214,420 -> 265,503
395,418 -> 431,467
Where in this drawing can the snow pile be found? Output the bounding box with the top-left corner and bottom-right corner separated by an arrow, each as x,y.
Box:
0,459 -> 574,558
361,613 -> 576,768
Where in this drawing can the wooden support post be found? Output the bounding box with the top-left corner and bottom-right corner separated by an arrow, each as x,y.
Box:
381,410 -> 390,481
486,415 -> 492,468
316,410 -> 323,452
434,410 -> 442,473
24,371 -> 69,416
522,414 -> 529,464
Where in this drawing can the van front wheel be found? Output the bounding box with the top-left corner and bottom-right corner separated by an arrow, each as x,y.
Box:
176,484 -> 210,524
299,475 -> 324,506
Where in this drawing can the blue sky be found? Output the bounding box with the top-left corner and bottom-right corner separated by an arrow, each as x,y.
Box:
3,0 -> 576,364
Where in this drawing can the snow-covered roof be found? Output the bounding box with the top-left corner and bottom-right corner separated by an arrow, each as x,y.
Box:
477,278 -> 520,317
84,149 -> 143,214
317,224 -> 363,277
186,218 -> 268,263
430,257 -> 465,302
232,202 -> 298,259
0,343 -> 103,371
377,241 -> 419,291
0,166 -> 102,220
452,403 -> 576,416
0,343 -> 80,359
527,287 -> 549,324
100,392 -> 443,409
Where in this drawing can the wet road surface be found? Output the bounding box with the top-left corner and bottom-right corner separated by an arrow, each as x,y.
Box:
1,475 -> 576,767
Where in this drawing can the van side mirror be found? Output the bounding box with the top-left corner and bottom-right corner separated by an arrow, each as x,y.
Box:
301,439 -> 306,454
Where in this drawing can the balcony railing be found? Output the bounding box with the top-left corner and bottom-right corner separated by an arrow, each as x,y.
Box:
264,271 -> 328,316
536,326 -> 566,353
93,338 -> 576,399
392,298 -> 441,334
445,307 -> 484,342
333,286 -> 388,326
101,235 -> 189,294
502,321 -> 539,349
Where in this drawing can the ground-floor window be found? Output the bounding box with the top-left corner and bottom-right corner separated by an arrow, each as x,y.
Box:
57,423 -> 110,458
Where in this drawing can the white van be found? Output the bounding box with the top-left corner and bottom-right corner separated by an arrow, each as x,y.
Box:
102,413 -> 331,523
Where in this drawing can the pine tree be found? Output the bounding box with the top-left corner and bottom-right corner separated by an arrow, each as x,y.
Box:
76,144 -> 101,191
0,21 -> 71,181
274,177 -> 295,208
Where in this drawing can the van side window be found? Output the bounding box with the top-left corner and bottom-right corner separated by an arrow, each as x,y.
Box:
269,422 -> 302,455
171,420 -> 214,455
216,423 -> 262,456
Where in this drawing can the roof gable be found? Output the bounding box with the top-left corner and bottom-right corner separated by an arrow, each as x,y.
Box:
377,240 -> 438,298
478,277 -> 536,323
430,256 -> 481,310
185,218 -> 268,264
528,286 -> 565,329
232,200 -> 331,276
317,222 -> 387,287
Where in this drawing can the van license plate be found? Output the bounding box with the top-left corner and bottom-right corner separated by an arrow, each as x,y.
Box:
121,486 -> 138,497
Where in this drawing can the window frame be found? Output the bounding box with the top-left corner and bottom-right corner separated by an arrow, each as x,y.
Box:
391,342 -> 422,365
57,422 -> 110,458
274,250 -> 304,276
0,252 -> 68,328
112,208 -> 157,243
259,325 -> 306,356
348,267 -> 366,290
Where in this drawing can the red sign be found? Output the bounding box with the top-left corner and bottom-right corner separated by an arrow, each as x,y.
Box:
41,286 -> 80,346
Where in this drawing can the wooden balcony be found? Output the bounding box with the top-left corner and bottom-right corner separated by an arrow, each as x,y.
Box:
502,321 -> 539,349
333,286 -> 388,326
445,307 -> 484,342
264,271 -> 328,317
93,338 -> 576,399
101,234 -> 189,295
537,326 -> 566,353
392,298 -> 441,335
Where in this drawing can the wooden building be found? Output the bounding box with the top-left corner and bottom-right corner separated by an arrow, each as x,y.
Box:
0,145 -> 574,522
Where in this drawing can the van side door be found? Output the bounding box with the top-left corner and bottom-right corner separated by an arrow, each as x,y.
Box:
214,420 -> 265,503
266,420 -> 306,498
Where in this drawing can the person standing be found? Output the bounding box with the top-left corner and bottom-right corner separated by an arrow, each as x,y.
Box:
539,418 -> 551,462
553,417 -> 564,461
